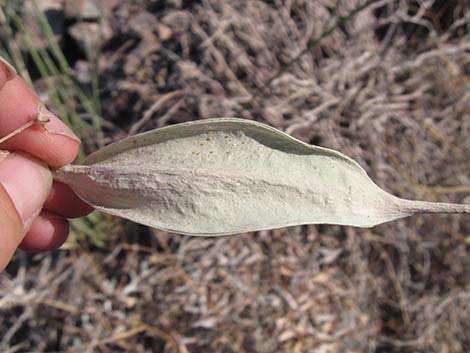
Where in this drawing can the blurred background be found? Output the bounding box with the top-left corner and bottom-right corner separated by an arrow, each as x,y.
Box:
0,0 -> 469,352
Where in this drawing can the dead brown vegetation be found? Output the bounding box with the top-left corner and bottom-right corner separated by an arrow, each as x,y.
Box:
1,1 -> 469,352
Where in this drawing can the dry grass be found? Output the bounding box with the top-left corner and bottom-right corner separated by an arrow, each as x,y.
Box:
1,0 -> 469,352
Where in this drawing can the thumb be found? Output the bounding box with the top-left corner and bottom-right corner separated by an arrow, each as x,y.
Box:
0,151 -> 52,272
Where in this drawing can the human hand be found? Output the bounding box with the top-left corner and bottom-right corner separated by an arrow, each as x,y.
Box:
0,57 -> 93,272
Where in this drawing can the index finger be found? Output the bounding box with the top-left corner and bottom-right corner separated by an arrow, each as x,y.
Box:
0,56 -> 17,89
0,66 -> 81,167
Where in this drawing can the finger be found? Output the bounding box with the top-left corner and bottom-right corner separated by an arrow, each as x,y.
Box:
19,211 -> 69,252
0,77 -> 81,167
0,70 -> 5,90
0,151 -> 52,272
44,181 -> 95,218
0,57 -> 17,90
0,183 -> 22,272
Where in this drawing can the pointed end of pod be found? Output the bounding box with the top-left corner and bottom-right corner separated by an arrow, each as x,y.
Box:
397,199 -> 470,215
52,165 -> 80,184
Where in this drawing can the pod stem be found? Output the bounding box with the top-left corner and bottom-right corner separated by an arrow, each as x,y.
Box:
400,199 -> 470,215
0,104 -> 51,145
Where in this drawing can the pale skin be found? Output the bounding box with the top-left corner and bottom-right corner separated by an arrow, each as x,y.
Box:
0,60 -> 93,272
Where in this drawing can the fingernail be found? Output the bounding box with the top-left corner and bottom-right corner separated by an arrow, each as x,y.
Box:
48,128 -> 81,144
0,152 -> 52,229
41,106 -> 81,143
0,56 -> 17,80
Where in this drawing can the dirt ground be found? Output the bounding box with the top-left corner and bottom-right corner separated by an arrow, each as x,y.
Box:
1,1 -> 469,352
